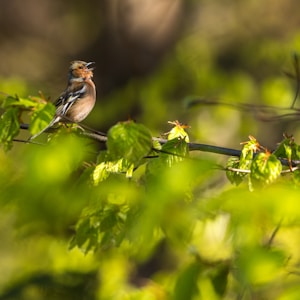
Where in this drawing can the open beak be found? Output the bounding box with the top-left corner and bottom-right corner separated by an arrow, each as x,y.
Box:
86,61 -> 95,71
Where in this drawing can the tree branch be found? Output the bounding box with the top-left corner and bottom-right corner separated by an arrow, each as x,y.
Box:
20,123 -> 300,166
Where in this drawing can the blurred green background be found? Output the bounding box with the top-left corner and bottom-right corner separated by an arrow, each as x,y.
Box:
1,0 -> 300,299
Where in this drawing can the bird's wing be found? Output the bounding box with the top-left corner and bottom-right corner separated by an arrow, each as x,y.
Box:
55,83 -> 87,116
29,83 -> 87,140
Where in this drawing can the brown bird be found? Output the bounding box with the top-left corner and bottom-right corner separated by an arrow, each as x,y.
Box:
30,60 -> 96,140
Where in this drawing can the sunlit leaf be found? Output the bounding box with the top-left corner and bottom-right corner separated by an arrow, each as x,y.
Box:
239,136 -> 260,170
191,215 -> 232,261
162,138 -> 189,166
146,138 -> 189,178
0,107 -> 20,150
250,152 -> 282,185
226,156 -> 246,185
107,121 -> 152,165
167,120 -> 190,142
93,162 -> 111,184
1,95 -> 39,108
273,135 -> 300,161
93,159 -> 124,185
29,102 -> 56,135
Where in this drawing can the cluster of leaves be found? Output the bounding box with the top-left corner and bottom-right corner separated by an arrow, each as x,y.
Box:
0,94 -> 55,149
2,94 -> 300,299
70,120 -> 192,254
226,134 -> 300,189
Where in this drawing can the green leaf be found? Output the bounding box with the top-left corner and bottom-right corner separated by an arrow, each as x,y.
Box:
167,122 -> 190,142
146,138 -> 189,178
273,135 -> 300,162
69,217 -> 99,254
273,137 -> 291,158
161,138 -> 189,166
226,156 -> 246,185
71,203 -> 129,253
29,102 -> 56,135
93,162 -> 111,184
0,107 -> 20,150
250,152 -> 282,185
210,264 -> 230,296
173,262 -> 201,300
152,139 -> 162,151
93,159 -> 124,185
106,121 -> 152,165
125,163 -> 134,178
163,137 -> 189,156
239,136 -> 259,170
2,95 -> 38,109
293,169 -> 300,186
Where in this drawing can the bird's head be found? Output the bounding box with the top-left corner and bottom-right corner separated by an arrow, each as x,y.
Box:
68,60 -> 95,82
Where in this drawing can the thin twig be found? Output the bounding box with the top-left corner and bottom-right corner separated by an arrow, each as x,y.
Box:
79,131 -> 107,142
225,167 -> 251,173
281,166 -> 300,173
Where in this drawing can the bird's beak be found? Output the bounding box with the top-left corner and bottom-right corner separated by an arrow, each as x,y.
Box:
86,62 -> 95,71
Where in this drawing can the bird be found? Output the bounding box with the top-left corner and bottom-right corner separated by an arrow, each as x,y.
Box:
29,60 -> 96,140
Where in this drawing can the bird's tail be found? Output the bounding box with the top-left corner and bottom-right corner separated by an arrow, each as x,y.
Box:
28,117 -> 60,141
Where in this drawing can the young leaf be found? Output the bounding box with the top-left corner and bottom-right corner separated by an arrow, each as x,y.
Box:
173,262 -> 201,300
239,136 -> 260,170
167,120 -> 190,142
29,103 -> 56,135
106,121 -> 152,165
69,217 -> 99,254
93,159 -> 124,185
226,156 -> 246,185
250,152 -> 282,185
146,138 -> 189,179
1,95 -> 39,109
0,107 -> 20,150
273,135 -> 300,162
162,138 -> 189,165
147,121 -> 190,171
93,162 -> 111,185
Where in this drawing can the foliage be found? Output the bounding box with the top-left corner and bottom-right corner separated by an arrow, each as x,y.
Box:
0,94 -> 55,150
1,93 -> 300,300
2,1 -> 300,299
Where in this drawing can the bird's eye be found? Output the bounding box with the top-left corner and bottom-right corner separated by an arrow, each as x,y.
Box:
78,65 -> 84,69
